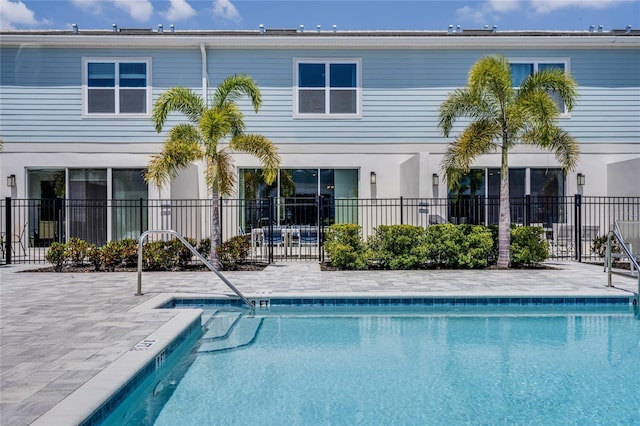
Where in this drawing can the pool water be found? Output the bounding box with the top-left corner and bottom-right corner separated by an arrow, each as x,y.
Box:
117,306 -> 640,425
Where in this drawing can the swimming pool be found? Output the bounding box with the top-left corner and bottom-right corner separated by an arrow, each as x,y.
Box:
104,301 -> 640,425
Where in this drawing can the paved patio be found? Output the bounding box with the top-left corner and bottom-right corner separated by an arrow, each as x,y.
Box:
0,261 -> 637,425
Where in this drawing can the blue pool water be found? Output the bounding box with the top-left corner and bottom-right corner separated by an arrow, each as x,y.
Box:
111,305 -> 640,425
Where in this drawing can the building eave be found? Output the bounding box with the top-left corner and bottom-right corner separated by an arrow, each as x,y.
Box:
1,31 -> 639,49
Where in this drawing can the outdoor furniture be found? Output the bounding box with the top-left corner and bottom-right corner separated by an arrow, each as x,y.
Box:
551,223 -> 574,256
299,226 -> 318,245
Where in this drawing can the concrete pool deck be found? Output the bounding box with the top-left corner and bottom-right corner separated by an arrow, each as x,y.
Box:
0,261 -> 637,425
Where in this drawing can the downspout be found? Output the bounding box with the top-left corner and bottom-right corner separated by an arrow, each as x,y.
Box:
200,42 -> 208,106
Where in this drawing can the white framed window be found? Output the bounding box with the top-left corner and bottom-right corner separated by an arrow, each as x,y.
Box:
83,58 -> 151,116
509,58 -> 570,116
293,58 -> 362,118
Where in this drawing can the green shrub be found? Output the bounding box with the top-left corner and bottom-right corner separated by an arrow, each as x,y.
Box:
217,235 -> 251,270
66,237 -> 90,266
423,224 -> 493,268
591,234 -> 621,259
142,240 -> 177,271
510,226 -> 549,267
423,224 -> 464,268
368,225 -> 425,269
458,225 -> 494,268
197,238 -> 211,258
168,238 -> 197,268
86,244 -> 103,271
118,239 -> 139,267
324,224 -> 367,270
45,242 -> 67,272
100,241 -> 123,271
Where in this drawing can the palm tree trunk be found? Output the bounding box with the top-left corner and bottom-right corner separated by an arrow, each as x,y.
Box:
497,145 -> 511,268
210,192 -> 222,269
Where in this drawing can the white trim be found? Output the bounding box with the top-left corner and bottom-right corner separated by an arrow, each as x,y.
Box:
81,57 -> 152,118
293,57 -> 362,119
3,33 -> 639,50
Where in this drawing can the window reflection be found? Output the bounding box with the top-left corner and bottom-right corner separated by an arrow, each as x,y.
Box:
239,168 -> 358,228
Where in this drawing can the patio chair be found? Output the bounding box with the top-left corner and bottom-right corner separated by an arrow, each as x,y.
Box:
299,226 -> 319,245
551,223 -> 574,257
12,221 -> 28,255
261,226 -> 284,257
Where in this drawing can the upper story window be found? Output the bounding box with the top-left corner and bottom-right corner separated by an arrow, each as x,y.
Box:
83,58 -> 151,116
293,58 -> 361,118
509,59 -> 569,116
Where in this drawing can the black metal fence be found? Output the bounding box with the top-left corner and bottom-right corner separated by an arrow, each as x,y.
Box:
2,195 -> 639,265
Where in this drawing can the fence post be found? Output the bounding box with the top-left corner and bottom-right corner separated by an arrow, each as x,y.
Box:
400,196 -> 404,225
317,195 -> 323,262
219,197 -> 224,242
139,198 -> 144,237
56,197 -> 64,243
268,196 -> 274,263
524,195 -> 531,226
5,197 -> 11,264
575,194 -> 582,262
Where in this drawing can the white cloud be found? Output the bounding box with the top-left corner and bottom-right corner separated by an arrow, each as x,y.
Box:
113,0 -> 154,22
530,0 -> 621,14
162,0 -> 197,21
69,0 -> 102,12
213,0 -> 240,22
455,5 -> 487,25
487,0 -> 521,13
0,0 -> 38,29
457,0 -> 635,23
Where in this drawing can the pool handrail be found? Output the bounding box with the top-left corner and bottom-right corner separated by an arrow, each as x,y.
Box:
136,229 -> 253,309
606,221 -> 640,309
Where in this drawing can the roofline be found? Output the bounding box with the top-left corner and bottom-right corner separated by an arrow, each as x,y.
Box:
1,30 -> 639,49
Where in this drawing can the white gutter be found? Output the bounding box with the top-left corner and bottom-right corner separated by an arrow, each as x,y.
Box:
2,34 -> 639,50
200,42 -> 208,105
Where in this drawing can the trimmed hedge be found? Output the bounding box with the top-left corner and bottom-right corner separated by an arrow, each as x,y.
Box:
44,236 -> 250,271
324,223 -> 547,270
324,224 -> 368,270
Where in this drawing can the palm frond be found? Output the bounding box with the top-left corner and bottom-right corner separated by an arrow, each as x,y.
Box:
152,87 -> 206,133
199,108 -> 232,149
145,135 -> 204,187
468,55 -> 515,107
518,68 -> 578,112
229,134 -> 281,185
438,89 -> 488,137
212,74 -> 262,113
441,120 -> 500,188
522,127 -> 580,172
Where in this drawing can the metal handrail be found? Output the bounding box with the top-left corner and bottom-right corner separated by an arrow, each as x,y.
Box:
606,225 -> 640,309
136,229 -> 253,308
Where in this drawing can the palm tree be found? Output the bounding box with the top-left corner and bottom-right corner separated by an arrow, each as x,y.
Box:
438,54 -> 579,268
146,74 -> 280,265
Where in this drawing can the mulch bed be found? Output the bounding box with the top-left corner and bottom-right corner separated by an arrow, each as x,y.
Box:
21,263 -> 268,273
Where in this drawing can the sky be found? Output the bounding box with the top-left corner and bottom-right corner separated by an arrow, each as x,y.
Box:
1,0 -> 639,32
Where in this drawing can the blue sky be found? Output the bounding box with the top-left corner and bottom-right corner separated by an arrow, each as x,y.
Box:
1,0 -> 639,32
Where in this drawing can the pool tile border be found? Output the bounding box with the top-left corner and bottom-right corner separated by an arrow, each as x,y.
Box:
166,295 -> 634,308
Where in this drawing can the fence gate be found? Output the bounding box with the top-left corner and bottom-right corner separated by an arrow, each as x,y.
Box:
229,197 -> 324,263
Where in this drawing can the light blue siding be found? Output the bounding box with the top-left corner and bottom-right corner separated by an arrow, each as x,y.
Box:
1,45 -> 638,145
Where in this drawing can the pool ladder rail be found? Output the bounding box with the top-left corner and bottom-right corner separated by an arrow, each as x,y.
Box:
605,220 -> 640,318
136,229 -> 253,309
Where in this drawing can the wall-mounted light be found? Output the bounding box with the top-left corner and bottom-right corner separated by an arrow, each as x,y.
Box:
370,171 -> 377,185
577,173 -> 585,186
7,174 -> 16,187
432,173 -> 439,186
